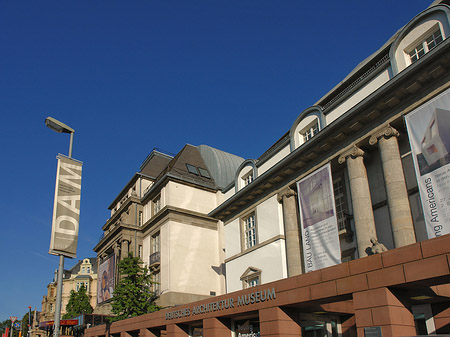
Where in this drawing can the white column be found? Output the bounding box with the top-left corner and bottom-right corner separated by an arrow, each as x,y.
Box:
339,146 -> 377,257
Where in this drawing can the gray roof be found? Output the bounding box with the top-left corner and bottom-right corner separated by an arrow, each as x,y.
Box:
198,145 -> 244,189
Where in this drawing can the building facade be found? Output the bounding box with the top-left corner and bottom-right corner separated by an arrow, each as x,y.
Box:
94,145 -> 244,313
86,1 -> 450,336
41,258 -> 98,321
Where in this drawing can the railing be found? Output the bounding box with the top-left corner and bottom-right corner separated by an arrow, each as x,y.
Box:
149,251 -> 160,266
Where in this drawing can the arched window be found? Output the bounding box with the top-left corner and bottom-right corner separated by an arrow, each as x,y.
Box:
289,106 -> 325,151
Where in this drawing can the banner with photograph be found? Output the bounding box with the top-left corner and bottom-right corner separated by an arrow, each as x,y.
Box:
97,255 -> 115,304
405,87 -> 450,238
49,155 -> 83,258
297,163 -> 341,272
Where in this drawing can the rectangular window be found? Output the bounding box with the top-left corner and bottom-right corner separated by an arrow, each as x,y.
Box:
247,276 -> 259,288
243,214 -> 257,249
302,121 -> 319,142
151,232 -> 160,253
409,27 -> 443,64
152,270 -> 161,295
138,211 -> 143,226
333,176 -> 347,231
153,194 -> 161,215
243,172 -> 254,186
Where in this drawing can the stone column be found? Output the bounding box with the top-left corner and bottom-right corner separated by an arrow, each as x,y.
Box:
259,307 -> 301,337
139,329 -> 159,337
369,125 -> 416,247
277,187 -> 302,277
121,238 -> 130,260
203,317 -> 230,337
166,324 -> 188,337
353,287 -> 415,337
339,146 -> 377,257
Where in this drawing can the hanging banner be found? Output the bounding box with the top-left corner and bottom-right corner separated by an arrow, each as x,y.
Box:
297,163 -> 341,272
49,154 -> 83,258
405,88 -> 450,238
97,254 -> 115,304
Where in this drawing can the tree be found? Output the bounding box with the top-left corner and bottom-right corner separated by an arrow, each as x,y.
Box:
63,284 -> 93,319
110,252 -> 159,321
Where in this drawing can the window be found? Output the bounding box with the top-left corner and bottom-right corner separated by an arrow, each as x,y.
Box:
302,121 -> 319,143
86,267 -> 90,274
333,176 -> 347,231
138,211 -> 143,226
243,172 -> 254,186
186,164 -> 199,175
409,27 -> 443,64
243,214 -> 257,249
50,303 -> 54,313
138,245 -> 143,259
151,232 -> 160,254
198,167 -> 211,178
152,270 -> 161,295
240,267 -> 261,289
153,194 -> 161,215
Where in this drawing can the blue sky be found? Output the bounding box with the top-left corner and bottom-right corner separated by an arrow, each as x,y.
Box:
0,0 -> 430,322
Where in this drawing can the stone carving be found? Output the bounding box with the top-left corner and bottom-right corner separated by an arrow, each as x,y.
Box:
370,237 -> 388,254
338,145 -> 365,164
369,124 -> 400,145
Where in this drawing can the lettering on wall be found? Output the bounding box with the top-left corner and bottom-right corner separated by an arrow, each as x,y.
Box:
164,288 -> 276,320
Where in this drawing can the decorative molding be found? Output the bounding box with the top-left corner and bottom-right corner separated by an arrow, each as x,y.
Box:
277,186 -> 297,203
369,124 -> 400,145
338,145 -> 365,164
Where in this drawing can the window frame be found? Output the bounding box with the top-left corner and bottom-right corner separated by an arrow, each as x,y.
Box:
407,26 -> 443,64
240,267 -> 262,289
241,212 -> 258,251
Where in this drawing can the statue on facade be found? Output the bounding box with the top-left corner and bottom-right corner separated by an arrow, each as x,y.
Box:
370,237 -> 388,254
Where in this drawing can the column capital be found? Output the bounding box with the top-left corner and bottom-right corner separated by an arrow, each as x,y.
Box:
277,186 -> 297,203
338,145 -> 365,164
369,124 -> 400,145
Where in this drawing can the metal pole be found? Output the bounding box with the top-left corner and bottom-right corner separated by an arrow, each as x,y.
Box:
53,255 -> 64,337
28,306 -> 31,337
68,132 -> 74,159
53,130 -> 73,337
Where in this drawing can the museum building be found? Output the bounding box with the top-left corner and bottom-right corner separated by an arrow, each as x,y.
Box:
87,1 -> 450,336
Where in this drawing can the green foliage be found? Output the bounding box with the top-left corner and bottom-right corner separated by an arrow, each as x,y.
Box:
110,252 -> 159,321
0,319 -> 12,335
1,318 -> 19,337
20,310 -> 36,337
63,284 -> 93,319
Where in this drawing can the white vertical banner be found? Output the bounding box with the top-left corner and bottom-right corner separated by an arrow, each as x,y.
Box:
297,163 -> 341,272
405,87 -> 450,238
49,155 -> 83,258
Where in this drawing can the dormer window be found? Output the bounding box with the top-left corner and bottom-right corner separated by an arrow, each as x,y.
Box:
302,121 -> 319,143
186,164 -> 199,175
408,27 -> 443,64
243,172 -> 254,186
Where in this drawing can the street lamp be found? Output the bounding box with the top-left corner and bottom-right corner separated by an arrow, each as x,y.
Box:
45,117 -> 74,158
45,117 -> 75,337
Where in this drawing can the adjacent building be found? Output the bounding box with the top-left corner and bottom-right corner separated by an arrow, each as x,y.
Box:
41,258 -> 98,322
94,145 -> 243,313
86,1 -> 450,336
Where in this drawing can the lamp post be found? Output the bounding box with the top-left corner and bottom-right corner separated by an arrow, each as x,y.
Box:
28,306 -> 31,337
45,117 -> 75,337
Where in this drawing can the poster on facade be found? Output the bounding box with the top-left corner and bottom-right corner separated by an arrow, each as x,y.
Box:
97,255 -> 115,304
297,163 -> 341,272
49,155 -> 83,258
405,87 -> 450,238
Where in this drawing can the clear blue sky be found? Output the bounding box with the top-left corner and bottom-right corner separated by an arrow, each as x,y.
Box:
0,0 -> 429,322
